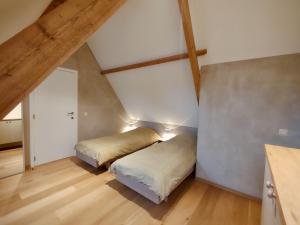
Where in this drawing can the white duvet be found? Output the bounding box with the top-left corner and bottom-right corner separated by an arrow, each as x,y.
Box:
110,133 -> 197,200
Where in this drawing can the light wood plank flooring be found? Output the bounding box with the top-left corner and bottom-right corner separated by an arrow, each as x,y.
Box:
0,157 -> 261,225
0,148 -> 23,179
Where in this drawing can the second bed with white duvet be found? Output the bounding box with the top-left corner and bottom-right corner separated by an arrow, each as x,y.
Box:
110,133 -> 197,204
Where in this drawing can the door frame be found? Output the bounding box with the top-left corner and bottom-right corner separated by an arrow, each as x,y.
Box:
21,101 -> 26,172
28,67 -> 78,168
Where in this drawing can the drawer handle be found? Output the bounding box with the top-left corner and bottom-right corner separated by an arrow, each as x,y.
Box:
267,189 -> 276,199
266,181 -> 274,189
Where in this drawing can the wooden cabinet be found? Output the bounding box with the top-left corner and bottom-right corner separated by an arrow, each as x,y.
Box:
261,160 -> 283,225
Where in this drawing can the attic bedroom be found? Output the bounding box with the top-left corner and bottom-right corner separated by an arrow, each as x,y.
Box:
0,0 -> 299,225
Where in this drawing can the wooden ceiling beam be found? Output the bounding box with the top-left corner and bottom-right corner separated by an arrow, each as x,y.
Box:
178,0 -> 201,102
0,0 -> 126,119
101,49 -> 207,75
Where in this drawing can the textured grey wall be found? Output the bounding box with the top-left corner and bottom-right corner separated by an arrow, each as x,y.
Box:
62,44 -> 129,141
139,121 -> 197,137
196,53 -> 300,198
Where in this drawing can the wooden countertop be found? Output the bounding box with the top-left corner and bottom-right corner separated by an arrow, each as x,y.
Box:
265,145 -> 300,225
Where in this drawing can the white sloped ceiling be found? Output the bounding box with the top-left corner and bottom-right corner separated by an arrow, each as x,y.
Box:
88,0 -> 199,128
0,0 -> 52,45
88,0 -> 300,128
3,0 -> 297,129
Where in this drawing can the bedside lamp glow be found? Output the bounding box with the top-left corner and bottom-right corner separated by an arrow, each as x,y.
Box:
122,118 -> 139,133
122,124 -> 138,133
161,128 -> 176,141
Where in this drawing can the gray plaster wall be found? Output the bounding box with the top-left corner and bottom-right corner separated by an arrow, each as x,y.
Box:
62,44 -> 129,141
139,121 -> 198,137
196,53 -> 300,198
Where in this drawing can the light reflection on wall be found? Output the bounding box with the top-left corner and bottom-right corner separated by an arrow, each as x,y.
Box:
121,117 -> 139,133
3,103 -> 22,120
160,128 -> 176,141
122,124 -> 138,133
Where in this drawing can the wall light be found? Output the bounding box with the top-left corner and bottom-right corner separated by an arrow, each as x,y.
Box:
122,118 -> 139,133
161,128 -> 176,141
122,124 -> 138,133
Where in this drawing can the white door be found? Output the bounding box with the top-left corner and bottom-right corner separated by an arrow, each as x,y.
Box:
30,68 -> 78,166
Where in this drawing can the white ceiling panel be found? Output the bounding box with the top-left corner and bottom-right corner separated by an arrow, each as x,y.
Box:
106,60 -> 199,128
0,0 -> 52,44
88,0 -> 199,128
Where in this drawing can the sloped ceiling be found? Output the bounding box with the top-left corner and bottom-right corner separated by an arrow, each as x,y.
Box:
1,0 -> 299,128
189,0 -> 300,65
88,0 -> 300,129
88,0 -> 199,128
0,0 -> 52,45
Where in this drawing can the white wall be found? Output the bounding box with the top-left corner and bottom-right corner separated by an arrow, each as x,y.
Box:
3,103 -> 22,120
0,0 -> 52,45
0,120 -> 23,144
190,0 -> 300,65
88,0 -> 199,128
106,61 -> 198,127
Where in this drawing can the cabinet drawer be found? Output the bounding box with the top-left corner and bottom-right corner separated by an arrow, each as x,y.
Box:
261,160 -> 282,225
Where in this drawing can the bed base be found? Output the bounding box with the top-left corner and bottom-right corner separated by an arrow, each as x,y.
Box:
114,166 -> 195,205
76,151 -> 99,168
116,172 -> 162,204
76,142 -> 161,169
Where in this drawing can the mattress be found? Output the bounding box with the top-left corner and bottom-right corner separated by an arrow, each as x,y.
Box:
75,127 -> 160,166
110,133 -> 197,201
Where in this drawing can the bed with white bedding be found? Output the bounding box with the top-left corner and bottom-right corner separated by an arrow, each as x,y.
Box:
75,127 -> 161,167
110,133 -> 197,204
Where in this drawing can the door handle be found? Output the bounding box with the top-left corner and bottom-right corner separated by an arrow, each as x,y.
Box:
267,189 -> 276,199
67,112 -> 74,119
266,181 -> 274,189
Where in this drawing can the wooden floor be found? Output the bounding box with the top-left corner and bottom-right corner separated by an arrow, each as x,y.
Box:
0,148 -> 23,179
0,157 -> 261,225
